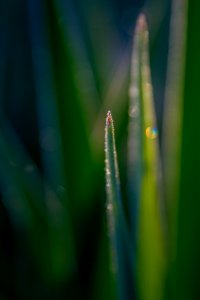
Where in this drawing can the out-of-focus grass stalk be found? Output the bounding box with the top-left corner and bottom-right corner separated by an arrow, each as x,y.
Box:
105,111 -> 134,300
28,0 -> 75,281
48,0 -> 95,218
162,0 -> 188,298
163,1 -> 200,299
162,0 -> 188,255
128,15 -> 166,300
0,118 -> 52,276
128,15 -> 143,237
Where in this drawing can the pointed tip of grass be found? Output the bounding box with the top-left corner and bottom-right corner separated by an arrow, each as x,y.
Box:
106,110 -> 113,127
136,13 -> 148,33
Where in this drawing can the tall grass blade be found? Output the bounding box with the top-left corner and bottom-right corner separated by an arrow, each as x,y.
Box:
0,116 -> 75,282
128,14 -> 166,300
0,118 -> 50,277
163,1 -> 200,299
47,0 -> 94,218
162,0 -> 188,298
162,0 -> 188,253
28,0 -> 75,281
105,111 -> 134,300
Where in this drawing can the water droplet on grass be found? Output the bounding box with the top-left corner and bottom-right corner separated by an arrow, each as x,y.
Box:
145,126 -> 158,139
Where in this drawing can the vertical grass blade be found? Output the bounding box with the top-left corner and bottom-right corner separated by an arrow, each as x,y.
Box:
128,15 -> 166,300
47,0 -> 94,219
105,111 -> 134,300
163,1 -> 200,299
162,0 -> 188,298
162,0 -> 188,252
28,0 -> 75,281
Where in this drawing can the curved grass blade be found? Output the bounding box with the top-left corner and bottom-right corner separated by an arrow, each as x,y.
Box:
105,111 -> 134,300
128,15 -> 166,300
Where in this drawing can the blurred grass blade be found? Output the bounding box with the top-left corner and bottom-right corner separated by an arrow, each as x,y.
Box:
0,116 -> 76,281
0,118 -> 51,277
51,0 -> 100,121
162,0 -> 188,248
105,111 -> 134,300
28,0 -> 76,281
46,0 -> 95,218
91,219 -> 117,300
0,117 -> 46,226
128,15 -> 166,300
28,0 -> 66,195
162,0 -> 188,297
128,16 -> 143,236
163,1 -> 200,299
175,1 -> 200,298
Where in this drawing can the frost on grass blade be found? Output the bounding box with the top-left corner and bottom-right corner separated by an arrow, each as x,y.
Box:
105,110 -> 120,249
105,111 -> 135,300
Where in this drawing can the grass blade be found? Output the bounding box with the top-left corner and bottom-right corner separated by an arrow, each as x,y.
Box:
46,0 -> 95,219
162,0 -> 188,298
105,111 -> 134,300
162,0 -> 188,250
0,116 -> 76,283
28,0 -> 76,281
163,1 -> 200,299
128,15 -> 166,300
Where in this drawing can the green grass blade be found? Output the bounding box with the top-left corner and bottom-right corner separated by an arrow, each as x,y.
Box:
105,111 -> 134,300
128,17 -> 143,236
128,15 -> 166,300
28,0 -> 76,281
0,119 -> 51,277
46,0 -> 95,219
105,111 -> 122,219
163,1 -> 200,299
162,0 -> 188,251
0,116 -> 76,282
162,0 -> 188,298
175,1 -> 200,298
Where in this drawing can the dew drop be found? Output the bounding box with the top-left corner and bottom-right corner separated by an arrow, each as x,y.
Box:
145,126 -> 158,139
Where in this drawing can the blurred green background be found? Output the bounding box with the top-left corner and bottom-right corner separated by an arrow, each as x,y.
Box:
1,0 -> 200,299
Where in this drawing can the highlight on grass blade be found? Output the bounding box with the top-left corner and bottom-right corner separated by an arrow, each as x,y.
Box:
128,14 -> 166,300
105,110 -> 121,270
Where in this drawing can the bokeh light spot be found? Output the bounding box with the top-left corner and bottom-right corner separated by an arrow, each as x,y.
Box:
145,126 -> 158,139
